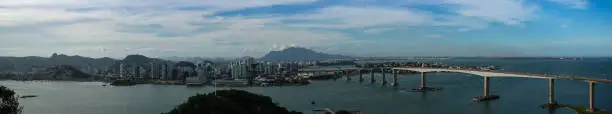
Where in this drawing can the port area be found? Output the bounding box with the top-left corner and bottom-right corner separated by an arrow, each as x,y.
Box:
407,87 -> 443,92
472,95 -> 500,102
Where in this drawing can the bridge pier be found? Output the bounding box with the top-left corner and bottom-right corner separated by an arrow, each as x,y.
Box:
381,68 -> 388,86
420,72 -> 426,88
333,71 -> 338,81
549,78 -> 556,105
359,69 -> 364,82
541,78 -> 559,109
391,70 -> 398,87
345,70 -> 351,81
473,76 -> 499,102
589,81 -> 596,112
408,72 -> 442,92
542,78 -> 558,109
370,69 -> 376,84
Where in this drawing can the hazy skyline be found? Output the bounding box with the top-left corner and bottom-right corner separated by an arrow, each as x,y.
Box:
2,0 -> 612,58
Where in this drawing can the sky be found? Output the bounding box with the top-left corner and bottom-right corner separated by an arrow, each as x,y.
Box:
1,0 -> 612,58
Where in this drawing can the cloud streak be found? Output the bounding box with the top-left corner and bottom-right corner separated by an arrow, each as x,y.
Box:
1,0 -> 610,57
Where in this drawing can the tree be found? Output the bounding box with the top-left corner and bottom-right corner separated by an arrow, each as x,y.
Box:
0,86 -> 21,114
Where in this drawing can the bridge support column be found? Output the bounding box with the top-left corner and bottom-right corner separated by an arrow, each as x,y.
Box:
391,70 -> 398,87
420,72 -> 426,88
484,76 -> 489,96
359,69 -> 364,82
589,81 -> 596,112
473,76 -> 499,102
345,70 -> 351,81
370,69 -> 375,84
333,71 -> 338,81
381,68 -> 388,86
541,78 -> 559,109
549,78 -> 557,105
408,72 -> 441,92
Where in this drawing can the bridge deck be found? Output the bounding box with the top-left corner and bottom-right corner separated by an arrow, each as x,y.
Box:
392,67 -> 612,83
297,67 -> 612,83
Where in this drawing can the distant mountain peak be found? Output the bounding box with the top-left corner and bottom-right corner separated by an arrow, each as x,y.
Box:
261,47 -> 351,61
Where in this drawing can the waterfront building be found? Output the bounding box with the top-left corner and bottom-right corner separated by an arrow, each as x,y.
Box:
139,66 -> 146,79
191,62 -> 215,84
229,57 -> 255,79
161,64 -> 169,80
119,63 -> 126,78
132,66 -> 139,78
150,62 -> 162,80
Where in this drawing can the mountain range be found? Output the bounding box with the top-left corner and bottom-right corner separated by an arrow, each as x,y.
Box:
107,55 -> 175,73
0,53 -> 117,72
261,47 -> 352,61
0,48 -> 352,72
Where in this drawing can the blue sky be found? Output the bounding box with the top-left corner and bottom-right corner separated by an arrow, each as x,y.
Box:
1,0 -> 611,58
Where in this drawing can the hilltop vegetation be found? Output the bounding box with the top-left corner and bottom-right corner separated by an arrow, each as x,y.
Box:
31,65 -> 92,80
165,90 -> 301,114
0,86 -> 21,114
0,53 -> 116,72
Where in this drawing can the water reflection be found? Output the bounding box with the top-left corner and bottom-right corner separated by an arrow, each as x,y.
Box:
483,101 -> 491,114
547,108 -> 557,114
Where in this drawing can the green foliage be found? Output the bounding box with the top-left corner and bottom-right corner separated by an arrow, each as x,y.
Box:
0,86 -> 21,114
164,90 -> 301,114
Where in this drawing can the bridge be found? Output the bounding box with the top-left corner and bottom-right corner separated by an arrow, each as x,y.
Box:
300,67 -> 612,112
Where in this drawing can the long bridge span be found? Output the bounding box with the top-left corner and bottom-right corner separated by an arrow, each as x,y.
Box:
300,67 -> 612,112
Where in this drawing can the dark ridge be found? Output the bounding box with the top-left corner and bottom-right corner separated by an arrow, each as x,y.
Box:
261,47 -> 352,61
164,89 -> 301,114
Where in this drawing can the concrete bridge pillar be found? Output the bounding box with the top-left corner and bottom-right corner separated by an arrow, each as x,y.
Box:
484,76 -> 489,96
589,81 -> 596,112
381,68 -> 388,86
359,69 -> 364,82
333,71 -> 338,81
370,68 -> 376,84
391,70 -> 398,87
345,70 -> 351,81
549,78 -> 557,105
473,76 -> 499,102
420,72 -> 426,88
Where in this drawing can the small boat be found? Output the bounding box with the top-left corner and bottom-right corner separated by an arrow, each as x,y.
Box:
20,95 -> 38,99
102,84 -> 108,86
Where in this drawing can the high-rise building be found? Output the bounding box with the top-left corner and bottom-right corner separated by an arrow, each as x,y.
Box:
161,64 -> 168,80
139,66 -> 146,79
229,57 -> 257,80
150,62 -> 162,80
119,63 -> 126,78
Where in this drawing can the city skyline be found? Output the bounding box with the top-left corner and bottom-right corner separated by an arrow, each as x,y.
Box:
2,0 -> 612,58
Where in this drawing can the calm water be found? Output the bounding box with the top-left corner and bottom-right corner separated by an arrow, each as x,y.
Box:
2,59 -> 612,114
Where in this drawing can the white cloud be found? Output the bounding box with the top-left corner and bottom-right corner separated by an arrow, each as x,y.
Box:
547,0 -> 587,9
0,0 -> 336,58
286,6 -> 434,29
363,28 -> 394,34
440,0 -> 539,25
2,0 -> 602,57
0,0 -> 317,9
